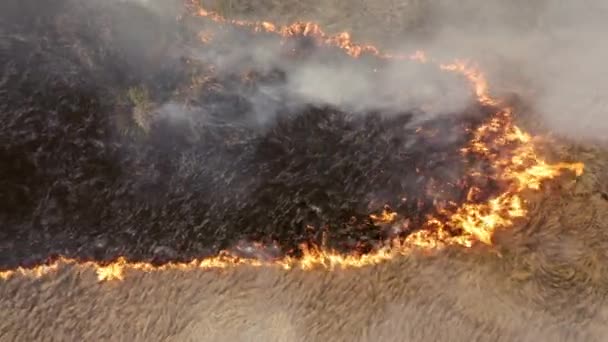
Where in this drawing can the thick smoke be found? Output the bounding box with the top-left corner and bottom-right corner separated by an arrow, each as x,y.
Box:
192,0 -> 607,142
87,0 -> 608,140
185,25 -> 474,123
103,0 -> 479,126
406,0 -> 608,143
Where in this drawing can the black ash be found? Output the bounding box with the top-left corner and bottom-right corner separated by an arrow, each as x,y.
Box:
0,0 -> 492,268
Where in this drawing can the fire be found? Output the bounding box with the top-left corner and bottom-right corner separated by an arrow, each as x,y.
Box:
370,207 -> 398,224
439,60 -> 495,105
0,3 -> 585,282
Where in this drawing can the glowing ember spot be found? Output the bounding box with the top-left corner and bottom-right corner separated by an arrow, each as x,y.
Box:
97,258 -> 127,281
370,208 -> 398,224
0,2 -> 587,282
439,61 -> 495,106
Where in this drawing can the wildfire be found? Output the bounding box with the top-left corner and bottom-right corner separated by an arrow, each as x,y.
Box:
370,207 -> 399,224
0,3 -> 585,282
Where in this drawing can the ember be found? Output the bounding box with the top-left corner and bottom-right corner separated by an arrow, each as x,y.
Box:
0,1 -> 583,282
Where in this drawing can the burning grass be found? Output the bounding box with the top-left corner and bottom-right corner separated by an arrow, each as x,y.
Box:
0,2 -> 585,282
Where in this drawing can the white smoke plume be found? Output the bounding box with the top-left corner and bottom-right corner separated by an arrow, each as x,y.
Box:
394,0 -> 608,143
97,0 -> 477,125
192,0 -> 608,142
100,0 -> 608,141
186,24 -> 474,121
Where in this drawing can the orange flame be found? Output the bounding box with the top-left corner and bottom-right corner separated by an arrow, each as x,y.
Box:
370,207 -> 398,224
0,3 -> 585,282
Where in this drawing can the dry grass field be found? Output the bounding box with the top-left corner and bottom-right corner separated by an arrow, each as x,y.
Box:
2,0 -> 608,341
2,173 -> 608,341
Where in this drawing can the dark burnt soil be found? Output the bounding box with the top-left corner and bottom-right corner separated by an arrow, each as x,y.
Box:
0,1 -> 493,268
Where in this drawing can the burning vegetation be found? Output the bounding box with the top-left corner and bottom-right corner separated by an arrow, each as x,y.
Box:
0,1 -> 584,282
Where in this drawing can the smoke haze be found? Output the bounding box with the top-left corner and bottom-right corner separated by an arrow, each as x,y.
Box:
81,0 -> 479,126
414,0 -> 608,142
186,24 -> 475,121
192,0 -> 608,141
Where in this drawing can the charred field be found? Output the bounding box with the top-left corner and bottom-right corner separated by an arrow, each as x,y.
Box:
3,1 -> 608,341
1,1 -> 501,268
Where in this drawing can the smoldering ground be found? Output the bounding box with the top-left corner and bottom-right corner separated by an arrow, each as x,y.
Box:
2,0 -> 608,341
0,0 -> 487,267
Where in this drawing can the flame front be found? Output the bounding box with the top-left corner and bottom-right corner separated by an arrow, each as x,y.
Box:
0,4 -> 585,282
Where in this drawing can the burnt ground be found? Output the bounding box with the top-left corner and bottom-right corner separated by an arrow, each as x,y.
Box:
0,1 -> 494,268
3,1 -> 608,342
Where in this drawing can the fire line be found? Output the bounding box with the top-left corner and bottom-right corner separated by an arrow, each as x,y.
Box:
0,3 -> 585,282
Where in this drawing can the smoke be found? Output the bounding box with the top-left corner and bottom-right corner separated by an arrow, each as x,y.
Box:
187,25 -> 474,122
392,0 -> 608,143
84,0 -> 477,127
189,0 -> 608,142
37,0 -> 606,141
